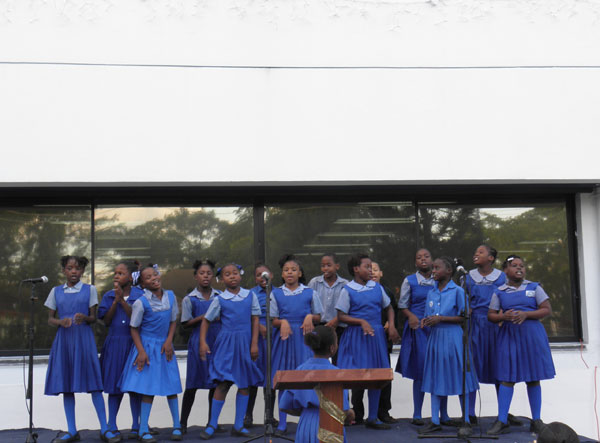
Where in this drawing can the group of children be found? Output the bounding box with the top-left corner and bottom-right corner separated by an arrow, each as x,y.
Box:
43,246 -> 555,442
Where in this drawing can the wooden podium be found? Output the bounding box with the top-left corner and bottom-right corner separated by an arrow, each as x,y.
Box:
274,368 -> 393,443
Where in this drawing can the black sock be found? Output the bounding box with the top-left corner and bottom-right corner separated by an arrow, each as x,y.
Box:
180,389 -> 197,426
246,386 -> 258,420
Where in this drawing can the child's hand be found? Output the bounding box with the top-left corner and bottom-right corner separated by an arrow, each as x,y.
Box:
422,316 -> 441,327
387,326 -> 400,344
60,317 -> 72,328
511,310 -> 528,324
259,324 -> 267,339
280,320 -> 292,340
408,314 -> 420,330
360,320 -> 374,336
383,321 -> 389,331
344,408 -> 356,425
301,314 -> 314,335
134,351 -> 150,371
73,313 -> 86,325
502,309 -> 515,322
114,282 -> 124,302
161,341 -> 174,361
325,317 -> 339,329
250,343 -> 259,361
199,342 -> 211,361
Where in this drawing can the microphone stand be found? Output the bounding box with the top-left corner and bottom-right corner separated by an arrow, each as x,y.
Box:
244,277 -> 294,443
24,280 -> 45,443
419,271 -> 497,442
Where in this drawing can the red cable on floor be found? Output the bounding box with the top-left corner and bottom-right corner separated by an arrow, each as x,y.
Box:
581,339 -> 590,369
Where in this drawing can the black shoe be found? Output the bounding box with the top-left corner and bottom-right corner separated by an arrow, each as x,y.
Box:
180,423 -> 187,435
379,414 -> 401,424
171,427 -> 183,441
274,428 -> 288,436
487,420 -> 510,435
351,417 -> 364,426
243,416 -> 254,428
441,418 -> 462,427
365,419 -> 391,430
469,415 -> 478,425
418,422 -> 442,434
458,423 -> 473,438
411,418 -> 425,426
100,430 -> 122,443
148,428 -> 159,436
231,427 -> 257,438
51,432 -> 81,443
216,424 -> 227,433
199,425 -> 216,440
137,432 -> 157,443
530,419 -> 545,434
508,414 -> 523,426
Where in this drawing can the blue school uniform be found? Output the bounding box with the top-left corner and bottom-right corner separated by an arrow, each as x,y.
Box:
44,282 -> 104,395
396,273 -> 434,381
181,288 -> 222,390
490,281 -> 555,383
335,280 -> 390,370
98,286 -> 144,394
250,285 -> 268,387
205,288 -> 263,389
279,358 -> 350,443
271,284 -> 324,384
118,289 -> 182,396
466,269 -> 505,384
421,281 -> 479,396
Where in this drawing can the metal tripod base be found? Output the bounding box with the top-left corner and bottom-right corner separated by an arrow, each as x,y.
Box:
25,432 -> 37,443
242,421 -> 295,443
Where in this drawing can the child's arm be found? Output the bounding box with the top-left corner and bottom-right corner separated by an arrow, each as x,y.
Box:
251,315 -> 259,360
385,305 -> 400,343
401,308 -> 420,329
272,317 -> 292,339
47,309 -> 71,328
74,305 -> 97,325
161,320 -> 177,362
301,313 -> 320,335
508,300 -> 552,325
338,311 -> 374,336
421,314 -> 463,327
130,326 -> 150,371
199,317 -> 211,360
103,285 -> 132,325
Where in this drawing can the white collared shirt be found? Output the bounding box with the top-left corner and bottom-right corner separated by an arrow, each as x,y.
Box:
44,281 -> 98,310
181,287 -> 221,322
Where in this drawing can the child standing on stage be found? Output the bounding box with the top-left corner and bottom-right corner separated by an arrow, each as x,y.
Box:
307,253 -> 349,364
180,259 -> 223,434
419,257 -> 479,436
44,255 -> 120,443
244,263 -> 274,428
279,325 -> 354,443
271,254 -> 323,436
99,261 -> 144,439
199,263 -> 263,440
335,253 -> 399,431
486,255 -> 555,436
118,265 -> 183,443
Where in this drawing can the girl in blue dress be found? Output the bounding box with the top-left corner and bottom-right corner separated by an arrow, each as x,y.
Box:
44,255 -> 120,443
279,325 -> 354,443
396,248 -> 436,425
99,261 -> 144,439
335,253 -> 399,431
244,263 -> 274,428
271,254 -> 323,436
179,259 -> 223,434
486,255 -> 555,436
199,263 -> 263,440
419,257 -> 479,436
118,264 -> 183,443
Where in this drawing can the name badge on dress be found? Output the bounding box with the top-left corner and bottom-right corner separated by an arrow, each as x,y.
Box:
525,290 -> 536,298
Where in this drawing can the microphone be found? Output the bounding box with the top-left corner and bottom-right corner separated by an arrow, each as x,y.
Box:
260,271 -> 271,283
454,258 -> 467,275
22,276 -> 48,284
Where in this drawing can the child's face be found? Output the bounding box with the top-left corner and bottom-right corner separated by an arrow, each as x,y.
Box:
194,265 -> 214,289
113,264 -> 132,288
504,258 -> 525,281
371,262 -> 383,283
415,249 -> 433,272
221,265 -> 242,289
255,266 -> 272,288
432,259 -> 451,282
354,258 -> 372,282
473,245 -> 493,267
63,259 -> 84,286
282,261 -> 302,286
140,268 -> 161,291
320,256 -> 339,279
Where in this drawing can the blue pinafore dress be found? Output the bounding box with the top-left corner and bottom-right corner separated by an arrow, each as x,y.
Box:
396,274 -> 431,381
45,284 -> 104,395
209,294 -> 262,388
185,292 -> 222,390
495,283 -> 555,383
336,283 -> 389,370
251,285 -> 268,387
271,286 -> 315,384
466,269 -> 505,384
421,281 -> 479,396
279,358 -> 350,443
98,286 -> 143,394
118,291 -> 182,396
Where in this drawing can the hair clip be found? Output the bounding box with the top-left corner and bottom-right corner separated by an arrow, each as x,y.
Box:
132,271 -> 140,286
152,264 -> 160,275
